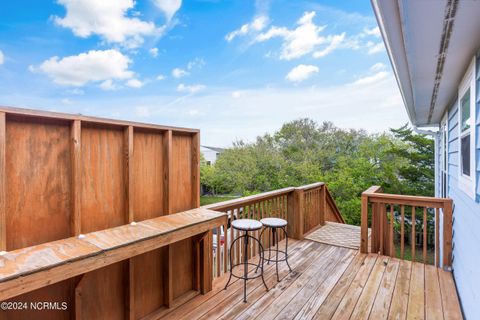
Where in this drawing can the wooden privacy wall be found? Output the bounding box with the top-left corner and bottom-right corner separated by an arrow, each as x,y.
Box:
0,107 -> 200,319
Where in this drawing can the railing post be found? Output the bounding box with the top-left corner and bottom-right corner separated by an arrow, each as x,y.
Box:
370,203 -> 380,254
320,185 -> 326,226
287,189 -> 304,240
360,193 -> 369,253
443,199 -> 453,269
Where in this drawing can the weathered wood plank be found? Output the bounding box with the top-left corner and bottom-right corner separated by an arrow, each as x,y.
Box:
424,265 -> 443,320
438,269 -> 462,320
349,256 -> 389,319
388,260 -> 411,320
330,253 -> 378,319
407,262 -> 425,320
313,254 -> 367,319
369,258 -> 400,319
0,112 -> 5,251
291,250 -> 357,320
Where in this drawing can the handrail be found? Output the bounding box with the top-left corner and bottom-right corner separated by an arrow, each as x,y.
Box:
361,186 -> 453,269
202,187 -> 294,211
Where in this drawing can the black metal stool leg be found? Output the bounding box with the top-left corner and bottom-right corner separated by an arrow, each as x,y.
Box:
283,227 -> 292,272
255,227 -> 266,273
243,231 -> 248,303
225,236 -> 240,290
274,228 -> 279,281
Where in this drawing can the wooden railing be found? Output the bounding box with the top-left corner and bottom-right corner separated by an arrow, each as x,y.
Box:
360,186 -> 453,269
203,182 -> 343,279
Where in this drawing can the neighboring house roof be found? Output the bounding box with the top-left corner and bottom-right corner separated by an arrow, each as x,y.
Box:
372,0 -> 480,126
201,145 -> 226,153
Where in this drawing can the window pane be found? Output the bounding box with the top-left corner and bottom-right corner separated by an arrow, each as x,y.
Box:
460,89 -> 471,132
461,134 -> 470,176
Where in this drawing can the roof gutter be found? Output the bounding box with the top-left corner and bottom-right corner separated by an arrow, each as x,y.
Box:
413,125 -> 439,136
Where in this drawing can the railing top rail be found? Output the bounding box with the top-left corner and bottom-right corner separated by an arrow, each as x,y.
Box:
202,187 -> 295,211
296,182 -> 325,191
362,187 -> 453,208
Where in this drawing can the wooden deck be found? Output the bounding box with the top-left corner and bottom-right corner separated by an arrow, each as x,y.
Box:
305,221 -> 369,250
157,238 -> 463,320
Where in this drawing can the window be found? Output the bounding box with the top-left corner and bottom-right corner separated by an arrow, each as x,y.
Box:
457,57 -> 476,199
460,89 -> 471,177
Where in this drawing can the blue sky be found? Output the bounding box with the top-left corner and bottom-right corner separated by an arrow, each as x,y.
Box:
0,0 -> 408,146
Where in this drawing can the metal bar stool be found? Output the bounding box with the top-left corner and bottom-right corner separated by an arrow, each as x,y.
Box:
224,219 -> 268,302
257,217 -> 292,281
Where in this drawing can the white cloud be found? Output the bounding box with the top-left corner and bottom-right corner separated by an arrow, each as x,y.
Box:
53,0 -> 160,48
370,62 -> 386,72
172,67 -> 189,78
285,64 -> 319,83
149,47 -> 159,57
232,90 -> 245,99
225,15 -> 269,41
154,0 -> 182,22
187,57 -> 205,70
0,50 -> 4,65
351,71 -> 388,85
177,83 -> 206,94
363,26 -> 380,37
126,78 -> 143,88
367,42 -> 385,54
187,109 -> 201,116
156,74 -> 166,80
100,79 -> 117,91
33,49 -> 134,87
255,11 -> 344,60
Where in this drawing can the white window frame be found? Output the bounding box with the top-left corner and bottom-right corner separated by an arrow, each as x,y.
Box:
457,57 -> 476,199
440,111 -> 449,198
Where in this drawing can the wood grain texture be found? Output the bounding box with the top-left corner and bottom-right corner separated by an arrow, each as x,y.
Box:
81,125 -> 125,233
6,117 -> 72,250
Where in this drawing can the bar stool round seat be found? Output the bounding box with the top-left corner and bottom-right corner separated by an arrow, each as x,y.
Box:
260,217 -> 287,228
257,217 -> 292,281
225,219 -> 268,302
231,219 -> 262,231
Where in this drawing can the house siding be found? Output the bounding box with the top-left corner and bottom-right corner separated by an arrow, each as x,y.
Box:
442,55 -> 480,320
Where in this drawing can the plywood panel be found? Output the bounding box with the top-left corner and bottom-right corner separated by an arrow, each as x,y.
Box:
171,134 -> 195,299
133,251 -> 164,318
81,125 -> 125,233
80,263 -> 126,320
5,117 -> 72,250
133,130 -> 164,220
3,280 -> 73,320
171,134 -> 193,213
132,130 -> 165,317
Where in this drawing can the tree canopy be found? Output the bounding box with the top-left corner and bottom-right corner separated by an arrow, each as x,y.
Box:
201,119 -> 434,225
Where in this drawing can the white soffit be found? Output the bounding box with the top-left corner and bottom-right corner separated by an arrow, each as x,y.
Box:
372,0 -> 480,126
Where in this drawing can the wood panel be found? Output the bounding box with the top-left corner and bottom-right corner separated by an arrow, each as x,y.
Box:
80,124 -> 125,232
5,117 -> 72,250
171,134 -> 193,213
132,130 -> 166,318
170,134 -> 195,299
0,107 -> 202,319
133,130 -> 164,219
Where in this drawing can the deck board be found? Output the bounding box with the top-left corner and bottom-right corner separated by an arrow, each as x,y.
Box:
154,238 -> 463,320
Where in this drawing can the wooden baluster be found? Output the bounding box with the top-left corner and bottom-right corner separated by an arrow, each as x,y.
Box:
401,205 -> 405,260
435,208 -> 439,268
379,203 -> 384,255
230,209 -> 234,270
412,206 -> 416,262
390,204 -> 394,257
223,219 -> 228,274
252,204 -> 256,258
216,226 -> 220,277
423,207 -> 427,264
236,207 -> 241,265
